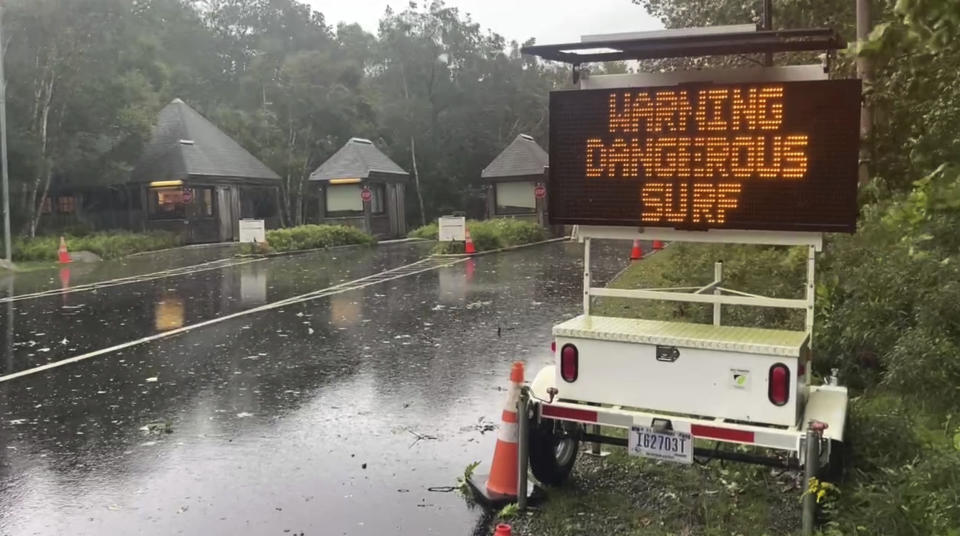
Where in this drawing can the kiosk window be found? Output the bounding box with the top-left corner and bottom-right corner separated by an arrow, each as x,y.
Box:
149,188 -> 186,220
326,184 -> 362,213
496,181 -> 536,214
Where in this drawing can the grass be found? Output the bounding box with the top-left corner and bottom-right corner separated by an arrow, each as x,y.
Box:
497,449 -> 802,536
265,224 -> 375,252
12,231 -> 181,262
407,218 -> 546,254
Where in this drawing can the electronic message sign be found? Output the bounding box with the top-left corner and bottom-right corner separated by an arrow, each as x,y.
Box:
548,79 -> 862,232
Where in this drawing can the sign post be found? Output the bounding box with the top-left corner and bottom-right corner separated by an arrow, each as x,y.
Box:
548,79 -> 862,232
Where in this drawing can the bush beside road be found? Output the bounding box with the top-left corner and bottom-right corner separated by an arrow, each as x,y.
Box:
264,224 -> 375,252
12,231 -> 181,262
408,218 -> 546,254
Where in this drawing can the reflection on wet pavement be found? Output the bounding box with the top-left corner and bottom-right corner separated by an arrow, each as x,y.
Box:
0,240 -> 628,535
1,242 -> 434,375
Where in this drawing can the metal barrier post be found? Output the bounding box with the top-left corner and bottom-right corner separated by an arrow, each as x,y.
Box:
517,387 -> 530,511
802,425 -> 820,535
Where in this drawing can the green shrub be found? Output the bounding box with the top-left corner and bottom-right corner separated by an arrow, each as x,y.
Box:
12,231 -> 180,262
265,224 -> 375,252
407,222 -> 438,240
429,218 -> 545,254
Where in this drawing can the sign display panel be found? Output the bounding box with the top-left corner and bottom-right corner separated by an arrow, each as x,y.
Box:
548,79 -> 862,232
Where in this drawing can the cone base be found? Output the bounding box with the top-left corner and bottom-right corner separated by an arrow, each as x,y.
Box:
465,472 -> 540,508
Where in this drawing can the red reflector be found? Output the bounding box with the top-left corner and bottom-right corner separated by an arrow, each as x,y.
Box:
560,344 -> 578,382
551,341 -> 556,353
768,363 -> 790,406
798,362 -> 806,377
691,424 -> 755,443
542,405 -> 597,423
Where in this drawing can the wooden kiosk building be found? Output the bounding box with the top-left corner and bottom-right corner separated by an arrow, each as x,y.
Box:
130,98 -> 281,244
481,134 -> 548,224
309,137 -> 409,239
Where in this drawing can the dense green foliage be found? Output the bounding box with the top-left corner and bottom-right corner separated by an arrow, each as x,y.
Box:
0,0 -> 566,239
264,224 -> 375,252
409,218 -> 546,254
12,231 -> 180,261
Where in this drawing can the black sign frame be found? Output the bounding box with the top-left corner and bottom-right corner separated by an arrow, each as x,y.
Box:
548,79 -> 862,233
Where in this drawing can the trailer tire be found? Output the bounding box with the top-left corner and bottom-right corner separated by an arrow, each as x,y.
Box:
528,417 -> 582,486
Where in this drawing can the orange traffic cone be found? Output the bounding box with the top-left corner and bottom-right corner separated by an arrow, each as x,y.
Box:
630,239 -> 642,261
465,228 -> 477,255
58,236 -> 71,264
466,362 -> 530,505
485,361 -> 524,496
653,240 -> 664,251
494,524 -> 512,536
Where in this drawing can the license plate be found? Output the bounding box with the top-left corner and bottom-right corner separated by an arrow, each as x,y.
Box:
628,425 -> 693,465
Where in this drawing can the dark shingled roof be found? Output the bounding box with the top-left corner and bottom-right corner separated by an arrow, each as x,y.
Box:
309,138 -> 408,182
481,134 -> 548,179
132,98 -> 280,183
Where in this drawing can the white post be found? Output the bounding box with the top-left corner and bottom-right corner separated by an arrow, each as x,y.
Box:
713,261 -> 723,326
806,245 -> 816,345
583,237 -> 591,316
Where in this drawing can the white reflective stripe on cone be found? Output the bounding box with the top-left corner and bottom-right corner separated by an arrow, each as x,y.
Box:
498,421 -> 519,443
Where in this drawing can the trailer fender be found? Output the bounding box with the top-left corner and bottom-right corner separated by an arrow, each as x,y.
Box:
530,365 -> 556,402
803,385 -> 848,442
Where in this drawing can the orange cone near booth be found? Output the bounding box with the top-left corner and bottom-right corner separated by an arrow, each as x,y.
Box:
484,361 -> 524,497
465,228 -> 477,255
58,236 -> 71,264
630,239 -> 643,261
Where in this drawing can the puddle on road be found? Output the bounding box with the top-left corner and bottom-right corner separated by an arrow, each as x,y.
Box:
0,240 -> 628,535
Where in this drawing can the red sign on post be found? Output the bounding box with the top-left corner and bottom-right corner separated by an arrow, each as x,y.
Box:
534,184 -> 546,199
361,187 -> 372,203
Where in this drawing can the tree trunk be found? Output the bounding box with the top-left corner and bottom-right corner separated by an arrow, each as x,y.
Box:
410,136 -> 426,227
28,74 -> 55,237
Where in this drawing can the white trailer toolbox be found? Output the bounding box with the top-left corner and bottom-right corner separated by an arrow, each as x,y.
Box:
552,314 -> 810,428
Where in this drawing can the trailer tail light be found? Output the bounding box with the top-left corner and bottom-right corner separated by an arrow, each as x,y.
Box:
560,344 -> 579,383
551,341 -> 556,353
768,363 -> 790,406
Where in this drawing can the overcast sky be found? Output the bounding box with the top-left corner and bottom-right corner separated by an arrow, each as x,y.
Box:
305,0 -> 663,45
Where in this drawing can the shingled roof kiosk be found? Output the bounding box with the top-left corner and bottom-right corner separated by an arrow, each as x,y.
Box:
501,25 -> 860,532
131,98 -> 281,244
481,134 -> 549,225
308,137 -> 409,239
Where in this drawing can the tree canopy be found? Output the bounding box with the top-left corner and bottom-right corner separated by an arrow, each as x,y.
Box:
1,0 -> 566,235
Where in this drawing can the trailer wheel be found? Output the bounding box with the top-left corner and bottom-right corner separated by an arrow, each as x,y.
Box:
528,417 -> 582,486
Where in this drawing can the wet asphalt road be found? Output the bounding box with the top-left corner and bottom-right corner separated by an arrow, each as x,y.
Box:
0,240 -> 628,535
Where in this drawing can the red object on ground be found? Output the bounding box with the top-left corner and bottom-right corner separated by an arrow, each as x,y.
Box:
485,362 -> 524,497
534,184 -> 546,199
58,236 -> 71,264
465,228 -> 477,255
630,239 -> 642,261
494,523 -> 512,536
653,239 -> 664,250
361,187 -> 372,202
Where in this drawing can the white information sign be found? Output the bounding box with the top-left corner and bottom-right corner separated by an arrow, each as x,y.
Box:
238,219 -> 266,243
438,216 -> 466,242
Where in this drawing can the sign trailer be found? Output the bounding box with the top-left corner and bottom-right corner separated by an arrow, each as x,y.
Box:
517,25 -> 857,532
